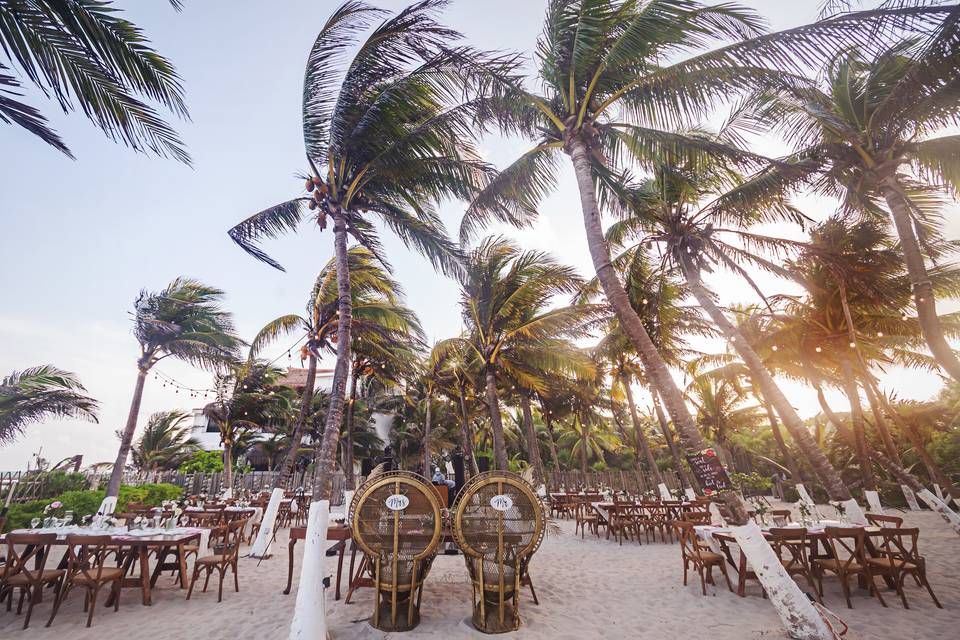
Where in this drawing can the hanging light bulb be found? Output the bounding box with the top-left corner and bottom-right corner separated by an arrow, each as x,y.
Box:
849,342 -> 856,348
815,346 -> 822,353
771,345 -> 778,352
641,298 -> 649,305
877,332 -> 884,338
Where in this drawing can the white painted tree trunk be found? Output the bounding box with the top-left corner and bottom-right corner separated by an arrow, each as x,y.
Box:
934,484 -> 943,500
289,500 -> 330,640
864,490 -> 884,514
842,499 -> 867,526
902,485 -> 921,511
657,483 -> 672,501
221,487 -> 233,500
795,484 -> 815,509
341,490 -> 355,521
729,521 -> 833,640
684,488 -> 697,500
97,496 -> 117,516
917,489 -> 960,536
250,488 -> 285,558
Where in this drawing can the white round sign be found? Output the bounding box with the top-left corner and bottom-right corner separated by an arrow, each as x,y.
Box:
490,494 -> 513,511
385,494 -> 409,511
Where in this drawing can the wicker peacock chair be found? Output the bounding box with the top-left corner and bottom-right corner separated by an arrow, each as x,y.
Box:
452,471 -> 545,633
349,470 -> 443,632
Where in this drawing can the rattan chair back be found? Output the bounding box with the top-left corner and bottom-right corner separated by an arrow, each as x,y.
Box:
350,471 -> 442,632
452,471 -> 545,634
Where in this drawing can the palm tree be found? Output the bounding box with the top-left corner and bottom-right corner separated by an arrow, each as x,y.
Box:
0,365 -> 98,444
228,1 -> 498,498
555,372 -> 619,475
607,150 -> 859,504
131,410 -> 198,473
465,2 -> 946,523
105,278 -> 240,500
431,340 -> 482,475
252,247 -> 422,489
438,236 -> 597,471
684,373 -> 765,473
0,0 -> 189,161
755,26 -> 960,380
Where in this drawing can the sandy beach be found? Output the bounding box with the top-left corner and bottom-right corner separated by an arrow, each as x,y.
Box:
2,503 -> 958,640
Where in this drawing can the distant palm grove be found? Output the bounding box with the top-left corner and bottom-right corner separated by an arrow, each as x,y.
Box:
3,0 -> 960,519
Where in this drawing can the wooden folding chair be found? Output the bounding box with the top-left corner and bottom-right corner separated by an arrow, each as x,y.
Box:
866,527 -> 941,609
0,533 -> 65,628
46,535 -> 126,628
814,526 -> 879,608
187,518 -> 247,602
769,528 -> 820,603
673,521 -> 732,596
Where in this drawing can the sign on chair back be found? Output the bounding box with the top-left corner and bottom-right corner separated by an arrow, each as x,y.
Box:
350,471 -> 442,632
452,471 -> 545,634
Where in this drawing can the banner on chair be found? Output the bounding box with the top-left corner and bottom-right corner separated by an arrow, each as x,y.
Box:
685,448 -> 731,494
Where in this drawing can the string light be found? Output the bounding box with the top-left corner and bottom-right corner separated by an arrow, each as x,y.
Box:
815,346 -> 822,353
877,332 -> 884,337
849,342 -> 856,348
771,345 -> 778,352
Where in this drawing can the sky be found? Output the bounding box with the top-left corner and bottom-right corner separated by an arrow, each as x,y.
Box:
1,0 -> 957,470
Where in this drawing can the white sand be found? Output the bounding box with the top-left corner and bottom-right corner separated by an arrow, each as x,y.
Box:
2,504 -> 958,639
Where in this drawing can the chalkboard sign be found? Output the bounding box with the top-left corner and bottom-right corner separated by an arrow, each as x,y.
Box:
685,448 -> 731,494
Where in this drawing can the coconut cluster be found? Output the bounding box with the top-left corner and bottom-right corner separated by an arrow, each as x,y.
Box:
305,176 -> 330,230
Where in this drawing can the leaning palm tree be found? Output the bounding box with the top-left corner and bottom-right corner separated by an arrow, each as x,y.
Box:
131,410 -> 198,473
0,365 -> 98,444
227,1 -> 500,498
0,0 -> 189,161
754,25 -> 960,379
464,2 -> 943,537
437,236 -> 598,471
104,277 -> 241,500
251,247 -> 421,489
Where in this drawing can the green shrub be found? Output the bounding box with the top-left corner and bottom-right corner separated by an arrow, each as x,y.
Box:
2,483 -> 183,532
731,472 -> 772,497
178,450 -> 223,473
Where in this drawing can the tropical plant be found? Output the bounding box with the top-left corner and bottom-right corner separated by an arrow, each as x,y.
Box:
131,410 -> 198,472
754,25 -> 960,380
0,0 -> 189,161
105,277 -> 241,499
437,236 -> 597,472
227,0 -> 502,498
0,365 -> 98,444
177,449 -> 223,474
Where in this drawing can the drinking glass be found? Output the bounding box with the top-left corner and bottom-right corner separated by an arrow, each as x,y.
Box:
30,517 -> 41,529
43,516 -> 52,528
63,511 -> 74,526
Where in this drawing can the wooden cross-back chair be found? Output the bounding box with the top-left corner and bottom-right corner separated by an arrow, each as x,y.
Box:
866,513 -> 903,529
350,471 -> 442,632
46,534 -> 126,628
814,527 -> 878,608
866,527 -> 941,609
768,528 -> 820,603
452,471 -> 545,634
187,517 -> 248,602
0,533 -> 65,629
673,521 -> 732,596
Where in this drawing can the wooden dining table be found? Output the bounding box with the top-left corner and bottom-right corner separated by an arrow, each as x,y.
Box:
707,525 -> 884,597
2,528 -> 203,606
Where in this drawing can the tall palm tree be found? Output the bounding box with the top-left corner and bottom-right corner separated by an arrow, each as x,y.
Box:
684,372 -> 765,473
607,150 -> 859,504
253,247 -> 422,489
465,2 -> 947,522
131,410 -> 198,472
432,340 -> 482,475
755,25 -> 960,379
228,0 -> 498,498
0,0 -> 189,161
105,278 -> 240,499
438,236 -> 597,470
0,365 -> 98,444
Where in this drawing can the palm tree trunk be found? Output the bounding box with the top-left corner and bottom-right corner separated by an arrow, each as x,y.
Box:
623,379 -> 664,485
223,439 -> 233,497
422,391 -> 433,477
861,379 -> 904,467
106,367 -> 149,498
818,388 -> 960,534
568,137 -> 731,508
457,388 -> 479,476
313,211 -> 352,499
484,365 -> 508,470
651,390 -> 694,490
520,394 -> 545,486
881,176 -> 960,381
762,397 -> 804,483
276,351 -> 317,489
865,380 -> 960,500
839,356 -> 877,491
680,258 -> 852,502
541,408 -> 561,472
343,370 -> 359,491
578,416 -> 588,475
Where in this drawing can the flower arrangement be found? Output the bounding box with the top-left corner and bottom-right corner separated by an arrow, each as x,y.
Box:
797,500 -> 813,524
830,501 -> 848,524
43,500 -> 63,516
